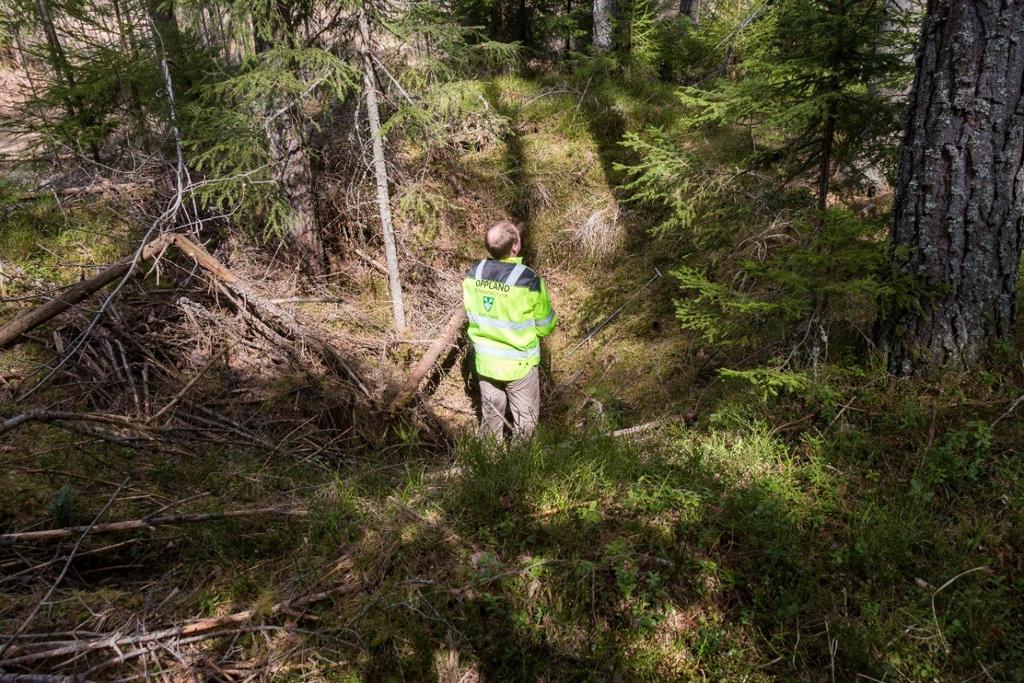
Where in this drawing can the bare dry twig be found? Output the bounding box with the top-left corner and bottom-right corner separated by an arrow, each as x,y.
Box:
0,506 -> 308,545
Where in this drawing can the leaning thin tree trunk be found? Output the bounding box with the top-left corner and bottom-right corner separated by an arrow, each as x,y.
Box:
883,0 -> 1024,373
110,0 -> 149,141
593,0 -> 614,52
33,0 -> 100,160
34,0 -> 75,110
359,8 -> 406,334
386,308 -> 466,412
0,235 -> 171,349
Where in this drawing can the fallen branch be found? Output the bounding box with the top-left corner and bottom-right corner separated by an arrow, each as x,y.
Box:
612,415 -> 686,438
991,393 -> 1024,428
0,507 -> 308,545
0,234 -> 371,399
352,247 -> 387,275
0,481 -> 126,661
386,308 -> 467,413
0,235 -> 170,349
0,410 -> 152,438
0,410 -> 186,454
169,235 -> 371,398
15,180 -> 143,201
0,580 -> 356,668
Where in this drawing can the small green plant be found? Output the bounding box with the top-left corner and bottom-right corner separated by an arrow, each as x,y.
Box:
48,484 -> 78,526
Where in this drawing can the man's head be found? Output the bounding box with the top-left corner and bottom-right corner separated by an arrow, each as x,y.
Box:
485,220 -> 521,259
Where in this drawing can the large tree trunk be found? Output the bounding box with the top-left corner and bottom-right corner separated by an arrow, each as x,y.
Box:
358,9 -> 407,335
680,0 -> 700,24
593,0 -> 614,52
884,0 -> 1024,374
253,6 -> 323,273
264,111 -> 323,271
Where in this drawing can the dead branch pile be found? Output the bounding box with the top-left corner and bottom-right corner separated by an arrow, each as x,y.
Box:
1,233 -> 389,460
0,569 -> 361,677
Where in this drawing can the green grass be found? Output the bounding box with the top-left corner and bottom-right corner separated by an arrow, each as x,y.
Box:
35,369 -> 1002,680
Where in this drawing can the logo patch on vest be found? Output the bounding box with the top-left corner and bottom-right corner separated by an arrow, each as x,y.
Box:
482,295 -> 494,312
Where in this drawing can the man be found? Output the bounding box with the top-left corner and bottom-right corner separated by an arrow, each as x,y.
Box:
462,220 -> 557,440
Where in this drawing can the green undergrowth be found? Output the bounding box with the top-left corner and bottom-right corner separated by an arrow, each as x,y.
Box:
0,193 -> 128,293
6,360 -> 1020,680
2,65 -> 1022,681
348,370 -> 1019,680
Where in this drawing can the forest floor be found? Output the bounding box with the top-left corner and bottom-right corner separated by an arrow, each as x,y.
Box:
1,70 -> 1023,681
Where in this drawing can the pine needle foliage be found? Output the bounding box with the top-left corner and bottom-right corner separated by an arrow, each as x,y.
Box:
677,0 -> 911,187
182,46 -> 358,238
5,0 -> 174,154
617,0 -> 918,372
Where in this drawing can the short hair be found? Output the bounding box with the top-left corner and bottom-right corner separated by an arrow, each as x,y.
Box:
485,220 -> 520,259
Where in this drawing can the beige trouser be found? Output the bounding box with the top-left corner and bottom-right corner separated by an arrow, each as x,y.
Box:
479,367 -> 540,441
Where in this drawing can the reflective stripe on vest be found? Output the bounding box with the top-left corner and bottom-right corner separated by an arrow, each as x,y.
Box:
473,342 -> 540,360
468,310 -> 557,330
534,311 -> 555,328
504,263 -> 526,286
467,312 -> 537,330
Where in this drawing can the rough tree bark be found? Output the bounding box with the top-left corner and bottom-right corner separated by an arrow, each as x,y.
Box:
358,8 -> 407,334
680,0 -> 700,24
593,0 -> 614,52
884,0 -> 1024,373
253,4 -> 324,273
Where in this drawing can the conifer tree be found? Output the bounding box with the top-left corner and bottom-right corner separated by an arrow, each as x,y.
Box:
618,0 -> 915,366
251,1 -> 325,271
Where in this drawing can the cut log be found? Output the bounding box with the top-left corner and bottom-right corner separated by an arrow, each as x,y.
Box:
0,506 -> 309,545
386,308 -> 467,413
0,235 -> 170,349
